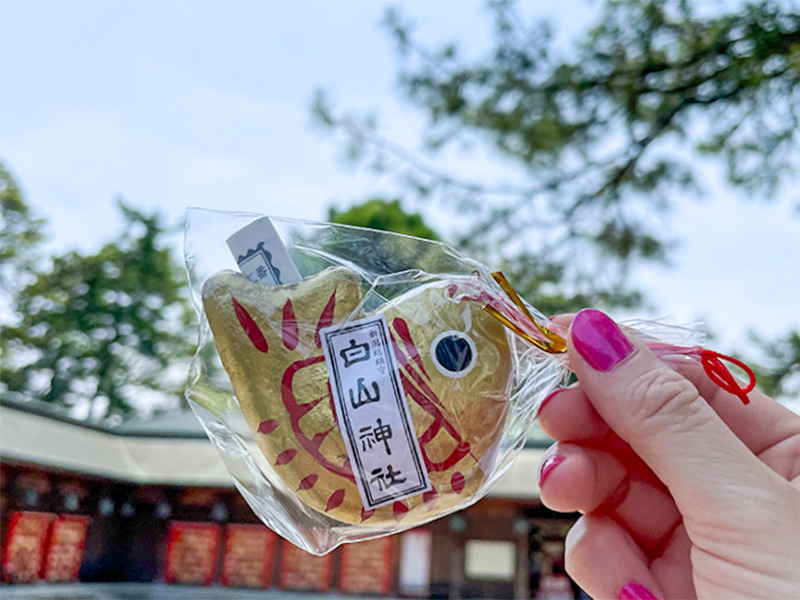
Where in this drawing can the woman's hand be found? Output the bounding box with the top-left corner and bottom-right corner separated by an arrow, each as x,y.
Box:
537,309 -> 800,599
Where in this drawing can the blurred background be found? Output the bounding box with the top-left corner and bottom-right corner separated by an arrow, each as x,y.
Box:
2,0 -> 799,423
1,0 -> 798,597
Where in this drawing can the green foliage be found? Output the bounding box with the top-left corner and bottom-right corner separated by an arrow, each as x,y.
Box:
321,198 -> 464,289
0,161 -> 46,296
749,329 -> 800,399
0,201 -> 195,422
314,0 -> 800,312
329,198 -> 439,240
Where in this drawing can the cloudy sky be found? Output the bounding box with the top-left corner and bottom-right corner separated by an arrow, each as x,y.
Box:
2,0 -> 798,359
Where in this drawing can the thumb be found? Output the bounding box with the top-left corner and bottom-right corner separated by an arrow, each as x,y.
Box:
567,309 -> 773,519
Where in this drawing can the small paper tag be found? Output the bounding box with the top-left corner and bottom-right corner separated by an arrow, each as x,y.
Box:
320,314 -> 432,509
227,217 -> 302,285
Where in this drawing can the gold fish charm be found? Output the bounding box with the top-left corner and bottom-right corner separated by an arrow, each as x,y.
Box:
203,267 -> 512,526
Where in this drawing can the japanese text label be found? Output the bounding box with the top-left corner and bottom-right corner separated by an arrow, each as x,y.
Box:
321,314 -> 432,509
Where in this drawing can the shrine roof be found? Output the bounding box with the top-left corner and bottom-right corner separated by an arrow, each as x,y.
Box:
0,397 -> 547,499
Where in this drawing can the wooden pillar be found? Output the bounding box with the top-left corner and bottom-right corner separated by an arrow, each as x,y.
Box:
449,534 -> 464,600
447,513 -> 467,600
514,532 -> 530,599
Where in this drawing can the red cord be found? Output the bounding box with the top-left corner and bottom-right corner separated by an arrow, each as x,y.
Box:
700,349 -> 756,405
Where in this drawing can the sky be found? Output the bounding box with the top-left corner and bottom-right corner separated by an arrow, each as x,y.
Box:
1,0 -> 799,364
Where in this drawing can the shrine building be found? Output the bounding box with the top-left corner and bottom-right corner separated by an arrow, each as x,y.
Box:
0,398 -> 581,599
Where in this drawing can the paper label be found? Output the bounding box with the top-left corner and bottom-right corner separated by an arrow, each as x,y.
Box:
320,314 -> 432,509
226,217 -> 302,285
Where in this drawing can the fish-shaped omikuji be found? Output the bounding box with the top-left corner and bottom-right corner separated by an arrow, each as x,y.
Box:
202,266 -> 512,526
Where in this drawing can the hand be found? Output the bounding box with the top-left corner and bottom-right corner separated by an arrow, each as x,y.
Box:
537,309 -> 800,599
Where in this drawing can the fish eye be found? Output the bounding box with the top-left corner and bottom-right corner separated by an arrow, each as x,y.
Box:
430,331 -> 478,379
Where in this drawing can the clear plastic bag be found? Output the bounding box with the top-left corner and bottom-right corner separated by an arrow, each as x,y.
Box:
183,208 -> 754,555
184,209 -> 570,554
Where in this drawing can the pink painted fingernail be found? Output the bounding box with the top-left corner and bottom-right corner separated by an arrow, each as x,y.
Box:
571,309 -> 635,372
537,388 -> 566,416
539,455 -> 565,487
619,582 -> 659,600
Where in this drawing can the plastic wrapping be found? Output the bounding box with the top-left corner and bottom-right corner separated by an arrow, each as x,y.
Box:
185,209 -> 571,554
184,208 -> 751,555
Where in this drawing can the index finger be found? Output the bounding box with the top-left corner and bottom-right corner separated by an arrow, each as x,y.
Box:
550,313 -> 800,479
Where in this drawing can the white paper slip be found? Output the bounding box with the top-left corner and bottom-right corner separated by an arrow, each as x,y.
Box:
320,314 -> 432,510
226,217 -> 302,285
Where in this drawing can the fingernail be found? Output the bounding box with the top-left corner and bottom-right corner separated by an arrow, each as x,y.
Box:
537,388 -> 565,416
539,455 -> 565,487
619,582 -> 659,600
572,309 -> 635,372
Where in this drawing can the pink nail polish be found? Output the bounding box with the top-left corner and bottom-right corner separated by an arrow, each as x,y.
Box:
539,454 -> 565,487
619,582 -> 659,600
571,309 -> 635,372
537,388 -> 565,416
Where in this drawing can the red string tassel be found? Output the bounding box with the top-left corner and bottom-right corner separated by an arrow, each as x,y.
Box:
700,350 -> 756,405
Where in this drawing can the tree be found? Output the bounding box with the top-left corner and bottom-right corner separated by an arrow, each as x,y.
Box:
0,161 -> 46,298
750,330 -> 800,399
0,202 -> 195,422
314,0 -> 800,314
329,197 -> 440,240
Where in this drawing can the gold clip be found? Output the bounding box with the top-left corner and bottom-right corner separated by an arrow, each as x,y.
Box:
485,272 -> 567,354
